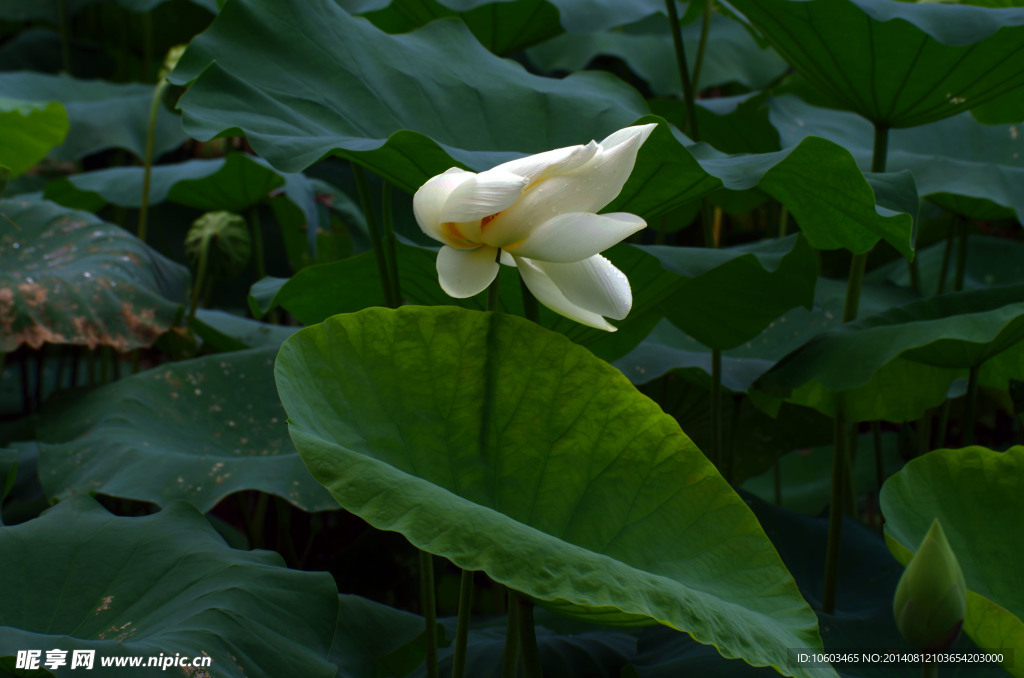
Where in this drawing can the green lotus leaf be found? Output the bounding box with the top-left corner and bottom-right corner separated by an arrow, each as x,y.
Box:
169,0 -> 914,250
35,346 -> 335,513
729,0 -> 1024,127
44,154 -> 286,212
526,12 -> 787,95
771,96 -> 1024,221
0,197 -> 189,352
0,72 -> 186,162
881,446 -> 1024,676
0,98 -> 68,176
276,305 -> 830,678
0,496 -> 337,678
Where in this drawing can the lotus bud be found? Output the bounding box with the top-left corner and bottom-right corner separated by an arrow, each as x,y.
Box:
893,519 -> 966,650
185,211 -> 252,280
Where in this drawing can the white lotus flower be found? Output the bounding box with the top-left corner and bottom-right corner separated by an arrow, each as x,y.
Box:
413,123 -> 657,331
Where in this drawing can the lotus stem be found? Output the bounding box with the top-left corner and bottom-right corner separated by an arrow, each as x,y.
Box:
778,205 -> 789,239
138,76 -> 170,244
57,0 -> 72,75
419,552 -> 439,678
954,220 -> 968,292
936,400 -> 951,448
501,589 -> 521,678
381,182 -> 402,305
353,165 -> 396,308
822,408 -> 848,615
451,569 -> 474,678
487,251 -> 502,312
517,596 -> 542,678
187,231 -> 213,334
710,348 -> 722,468
690,0 -> 714,95
937,216 -> 957,295
923,660 -> 939,678
520,276 -> 539,323
964,364 -> 980,446
664,0 -> 700,141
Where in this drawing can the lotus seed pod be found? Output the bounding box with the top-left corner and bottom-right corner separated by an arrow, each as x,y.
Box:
893,518 -> 966,650
185,211 -> 252,279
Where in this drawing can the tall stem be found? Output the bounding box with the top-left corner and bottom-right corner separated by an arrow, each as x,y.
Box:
138,78 -> 169,243
517,596 -> 542,678
57,0 -> 72,75
353,165 -> 395,307
451,570 -> 474,678
954,220 -> 968,293
822,408 -> 847,615
419,552 -> 438,678
664,0 -> 700,140
964,364 -> 980,446
922,660 -> 938,678
710,348 -> 722,468
501,590 -> 521,678
187,232 -> 213,333
690,0 -> 714,95
936,217 -> 957,295
381,182 -> 402,305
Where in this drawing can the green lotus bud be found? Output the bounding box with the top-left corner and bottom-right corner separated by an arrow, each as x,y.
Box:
185,211 -> 252,279
893,519 -> 966,650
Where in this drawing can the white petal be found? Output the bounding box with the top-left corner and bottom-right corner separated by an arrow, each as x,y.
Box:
488,124 -> 657,240
436,245 -> 500,298
440,169 -> 528,223
413,168 -> 476,243
507,212 -> 646,263
533,254 -> 632,320
491,141 -> 598,184
516,257 -> 618,332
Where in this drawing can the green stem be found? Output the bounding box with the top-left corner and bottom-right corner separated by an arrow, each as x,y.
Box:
487,250 -> 502,312
250,206 -> 266,282
501,590 -> 521,678
138,78 -> 169,243
381,182 -> 402,305
710,348 -> 722,468
937,216 -> 957,295
872,421 -> 884,498
778,205 -> 789,239
843,253 -> 868,324
250,492 -> 269,549
690,0 -> 714,95
954,219 -> 968,293
451,570 -> 474,678
519,275 -> 539,324
964,364 -> 980,446
664,0 -> 700,141
822,408 -> 847,615
922,660 -> 938,678
936,399 -> 952,449
187,232 -> 213,334
57,0 -> 72,75
517,596 -> 542,678
917,409 -> 932,458
419,552 -> 439,678
353,165 -> 395,307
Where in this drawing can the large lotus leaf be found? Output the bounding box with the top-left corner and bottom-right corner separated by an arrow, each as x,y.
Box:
44,154 -> 285,213
0,98 -> 69,176
0,496 -> 337,678
0,0 -> 216,20
526,12 -> 787,95
348,0 -> 665,36
871,235 -> 1024,294
771,96 -> 1024,221
35,347 -> 335,513
0,72 -> 186,162
169,0 -> 916,247
276,306 -> 830,678
645,234 -> 817,350
627,495 -> 1007,678
0,198 -> 189,352
759,284 -> 1024,401
728,0 -> 1024,128
881,447 -> 1024,677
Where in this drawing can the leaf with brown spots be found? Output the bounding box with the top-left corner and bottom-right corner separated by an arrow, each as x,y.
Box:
0,197 -> 189,351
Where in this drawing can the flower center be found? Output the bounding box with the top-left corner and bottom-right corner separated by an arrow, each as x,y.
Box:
480,213 -> 498,230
